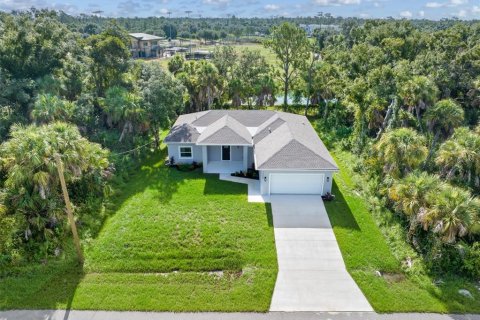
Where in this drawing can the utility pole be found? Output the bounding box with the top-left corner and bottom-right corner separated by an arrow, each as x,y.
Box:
55,154 -> 84,264
167,11 -> 172,41
185,10 -> 192,54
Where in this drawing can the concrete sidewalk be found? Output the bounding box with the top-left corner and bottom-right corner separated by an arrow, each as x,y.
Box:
269,195 -> 372,312
1,310 -> 479,320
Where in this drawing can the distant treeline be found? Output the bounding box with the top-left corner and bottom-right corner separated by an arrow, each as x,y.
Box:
27,10 -> 477,40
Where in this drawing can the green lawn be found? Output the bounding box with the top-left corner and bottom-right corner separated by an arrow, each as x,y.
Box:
0,150 -> 277,311
326,149 -> 480,313
151,42 -> 277,71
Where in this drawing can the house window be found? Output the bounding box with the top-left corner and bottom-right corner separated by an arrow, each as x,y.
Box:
179,146 -> 193,159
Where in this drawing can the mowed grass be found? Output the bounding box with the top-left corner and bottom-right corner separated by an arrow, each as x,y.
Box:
0,150 -> 277,311
151,42 -> 277,71
326,149 -> 480,313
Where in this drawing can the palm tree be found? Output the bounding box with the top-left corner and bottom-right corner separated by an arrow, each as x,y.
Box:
103,86 -> 144,142
388,171 -> 442,241
424,99 -> 464,162
196,60 -> 222,110
399,76 -> 438,131
374,128 -> 428,178
0,122 -> 109,262
423,184 -> 479,243
436,127 -> 480,190
31,94 -> 76,124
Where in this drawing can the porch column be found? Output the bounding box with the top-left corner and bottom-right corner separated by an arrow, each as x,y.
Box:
202,146 -> 208,173
243,146 -> 248,172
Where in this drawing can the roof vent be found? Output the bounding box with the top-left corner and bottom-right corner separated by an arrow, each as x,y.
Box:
268,127 -> 271,133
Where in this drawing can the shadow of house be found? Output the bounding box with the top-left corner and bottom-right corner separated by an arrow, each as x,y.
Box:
203,174 -> 247,196
323,181 -> 361,231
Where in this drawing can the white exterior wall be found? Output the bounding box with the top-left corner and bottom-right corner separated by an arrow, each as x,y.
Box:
167,143 -> 203,164
259,170 -> 335,196
207,146 -> 221,161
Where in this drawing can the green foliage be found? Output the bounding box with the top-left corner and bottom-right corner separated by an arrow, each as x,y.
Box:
167,54 -> 185,75
87,21 -> 131,97
0,11 -> 72,80
31,94 -> 76,124
0,122 -> 109,261
374,128 -> 428,178
462,242 -> 480,279
436,127 -> 480,191
138,62 -> 185,147
264,22 -> 310,109
230,49 -> 276,108
177,60 -> 222,112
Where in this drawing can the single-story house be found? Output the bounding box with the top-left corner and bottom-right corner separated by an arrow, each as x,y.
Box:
164,110 -> 339,196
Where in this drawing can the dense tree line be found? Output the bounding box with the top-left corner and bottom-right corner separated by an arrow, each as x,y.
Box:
0,10 -> 184,265
304,19 -> 480,277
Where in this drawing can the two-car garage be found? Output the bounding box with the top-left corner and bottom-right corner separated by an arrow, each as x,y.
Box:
260,171 -> 334,196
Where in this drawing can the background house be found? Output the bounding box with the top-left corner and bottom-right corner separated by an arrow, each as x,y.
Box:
129,33 -> 165,58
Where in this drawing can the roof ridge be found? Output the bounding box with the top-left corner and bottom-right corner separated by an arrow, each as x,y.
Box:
292,139 -> 338,169
256,138 -> 296,168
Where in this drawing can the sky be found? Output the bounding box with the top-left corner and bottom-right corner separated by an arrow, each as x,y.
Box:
0,0 -> 479,20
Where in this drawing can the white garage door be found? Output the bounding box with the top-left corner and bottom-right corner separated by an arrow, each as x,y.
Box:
270,173 -> 324,195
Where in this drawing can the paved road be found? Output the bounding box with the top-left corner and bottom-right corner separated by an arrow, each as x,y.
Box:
1,310 -> 479,320
269,195 -> 372,312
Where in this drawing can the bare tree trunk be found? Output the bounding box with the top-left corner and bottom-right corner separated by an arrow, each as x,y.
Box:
323,99 -> 328,119
55,154 -> 84,264
424,131 -> 440,168
416,103 -> 424,133
119,121 -> 131,142
304,96 -> 310,116
283,80 -> 288,112
375,99 -> 395,140
152,126 -> 160,149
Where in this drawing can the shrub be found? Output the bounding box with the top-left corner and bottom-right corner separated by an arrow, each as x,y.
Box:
463,242 -> 480,279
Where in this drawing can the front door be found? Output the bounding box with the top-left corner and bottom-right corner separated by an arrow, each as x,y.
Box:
222,146 -> 231,161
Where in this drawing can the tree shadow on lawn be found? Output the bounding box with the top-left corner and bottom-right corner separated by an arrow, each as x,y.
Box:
425,277 -> 480,314
0,151 -> 189,312
202,174 -> 247,196
203,175 -> 274,226
324,181 -> 361,231
0,257 -> 84,313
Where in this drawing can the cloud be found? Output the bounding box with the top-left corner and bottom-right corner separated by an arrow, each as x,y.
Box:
425,1 -> 443,7
202,0 -> 230,5
400,10 -> 413,18
117,0 -> 143,16
264,4 -> 280,11
473,5 -> 480,14
155,8 -> 169,15
419,10 -> 425,17
425,0 -> 468,8
313,0 -> 361,6
454,9 -> 467,17
0,0 -> 79,14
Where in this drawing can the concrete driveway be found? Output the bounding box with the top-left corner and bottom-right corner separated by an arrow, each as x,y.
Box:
269,195 -> 373,312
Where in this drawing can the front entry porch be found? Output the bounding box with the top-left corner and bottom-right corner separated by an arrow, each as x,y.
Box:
202,145 -> 253,174
206,160 -> 244,174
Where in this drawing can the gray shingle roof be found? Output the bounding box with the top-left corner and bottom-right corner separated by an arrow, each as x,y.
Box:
129,33 -> 164,41
196,115 -> 252,145
192,110 -> 275,127
165,110 -> 338,170
254,112 -> 338,170
164,123 -> 200,143
253,116 -> 286,144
